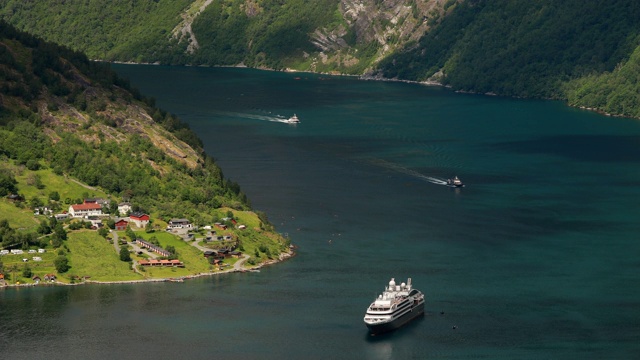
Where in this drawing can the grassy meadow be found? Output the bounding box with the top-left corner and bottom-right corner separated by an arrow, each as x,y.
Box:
65,231 -> 142,282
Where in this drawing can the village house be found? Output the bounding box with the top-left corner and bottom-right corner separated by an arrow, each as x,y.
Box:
85,198 -> 110,208
118,202 -> 132,216
87,216 -> 103,229
129,212 -> 150,228
69,203 -> 102,218
168,218 -> 192,229
44,274 -> 57,281
55,213 -> 69,221
114,218 -> 128,231
214,222 -> 227,230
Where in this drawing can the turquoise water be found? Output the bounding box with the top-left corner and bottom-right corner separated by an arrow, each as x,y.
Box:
1,65 -> 639,359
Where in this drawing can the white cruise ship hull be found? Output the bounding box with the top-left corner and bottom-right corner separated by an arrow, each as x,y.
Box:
366,301 -> 425,335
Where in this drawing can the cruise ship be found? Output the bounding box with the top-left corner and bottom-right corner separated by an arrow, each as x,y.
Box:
363,278 -> 425,334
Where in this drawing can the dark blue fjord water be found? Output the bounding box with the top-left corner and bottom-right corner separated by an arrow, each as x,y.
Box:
2,65 -> 640,359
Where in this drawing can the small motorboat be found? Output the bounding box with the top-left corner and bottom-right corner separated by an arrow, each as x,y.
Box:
447,176 -> 464,187
283,114 -> 300,124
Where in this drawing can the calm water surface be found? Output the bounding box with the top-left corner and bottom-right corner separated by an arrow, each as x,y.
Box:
2,65 -> 639,359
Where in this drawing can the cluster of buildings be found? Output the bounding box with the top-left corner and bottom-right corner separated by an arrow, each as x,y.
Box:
9,197 -> 251,277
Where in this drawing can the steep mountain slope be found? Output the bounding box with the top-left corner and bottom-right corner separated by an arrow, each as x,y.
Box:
0,20 -> 274,227
377,0 -> 640,99
0,0 -> 448,72
2,0 -> 640,117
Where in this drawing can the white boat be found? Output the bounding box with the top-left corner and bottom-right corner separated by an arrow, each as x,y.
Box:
364,278 -> 425,334
447,176 -> 464,187
283,114 -> 300,124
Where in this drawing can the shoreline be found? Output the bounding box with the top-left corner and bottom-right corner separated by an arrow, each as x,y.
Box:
0,248 -> 294,289
108,60 -> 637,120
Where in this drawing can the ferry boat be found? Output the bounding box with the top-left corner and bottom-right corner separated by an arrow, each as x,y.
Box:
447,176 -> 464,187
364,278 -> 425,334
283,114 -> 300,124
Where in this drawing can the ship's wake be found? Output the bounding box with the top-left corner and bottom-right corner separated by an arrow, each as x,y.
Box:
368,159 -> 449,185
211,110 -> 295,124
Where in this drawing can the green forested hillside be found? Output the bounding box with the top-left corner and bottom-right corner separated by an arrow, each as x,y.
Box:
0,0 -> 342,68
190,0 -> 340,69
0,21 -> 287,259
2,0 -> 640,117
565,46 -> 640,118
0,20 -> 248,215
378,0 -> 640,99
0,0 -> 192,62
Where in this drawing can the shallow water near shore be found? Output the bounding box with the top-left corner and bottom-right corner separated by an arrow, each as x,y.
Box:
2,65 -> 640,359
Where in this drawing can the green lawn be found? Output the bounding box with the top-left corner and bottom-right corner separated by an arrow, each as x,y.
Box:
65,230 -> 143,282
16,167 -> 109,204
0,200 -> 39,231
135,231 -> 212,274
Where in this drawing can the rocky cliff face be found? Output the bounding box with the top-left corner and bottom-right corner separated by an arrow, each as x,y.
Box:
302,0 -> 452,72
170,0 -> 454,73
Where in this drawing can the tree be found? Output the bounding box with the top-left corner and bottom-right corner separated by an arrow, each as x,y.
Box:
125,226 -> 136,242
0,168 -> 18,196
48,191 -> 60,201
53,223 -> 67,241
98,227 -> 109,238
165,245 -> 178,260
109,201 -> 118,215
22,264 -> 32,278
54,255 -> 70,273
119,246 -> 131,262
37,219 -> 51,235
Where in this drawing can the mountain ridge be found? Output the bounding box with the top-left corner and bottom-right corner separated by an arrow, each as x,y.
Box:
1,1 -> 640,117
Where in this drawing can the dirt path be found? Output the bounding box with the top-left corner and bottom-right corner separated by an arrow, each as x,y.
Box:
67,177 -> 97,191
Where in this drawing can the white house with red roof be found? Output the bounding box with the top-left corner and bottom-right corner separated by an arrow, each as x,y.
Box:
69,203 -> 102,218
129,212 -> 150,228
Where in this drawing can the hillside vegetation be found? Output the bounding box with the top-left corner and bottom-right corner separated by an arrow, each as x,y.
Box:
0,0 -> 193,63
0,21 -> 289,283
1,1 -> 640,115
378,1 -> 640,99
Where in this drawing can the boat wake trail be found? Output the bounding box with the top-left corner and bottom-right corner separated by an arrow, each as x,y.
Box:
211,111 -> 294,124
368,159 -> 449,185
